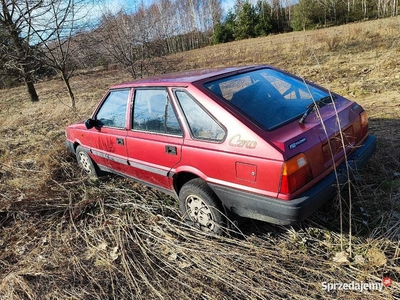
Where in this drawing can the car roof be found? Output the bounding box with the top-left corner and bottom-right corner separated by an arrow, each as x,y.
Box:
111,65 -> 263,89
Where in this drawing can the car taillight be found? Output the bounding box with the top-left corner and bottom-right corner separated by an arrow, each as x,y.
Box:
280,153 -> 313,195
359,111 -> 369,137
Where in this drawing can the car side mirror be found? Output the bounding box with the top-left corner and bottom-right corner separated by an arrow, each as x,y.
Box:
85,118 -> 97,129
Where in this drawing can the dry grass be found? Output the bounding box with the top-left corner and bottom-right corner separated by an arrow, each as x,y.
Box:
1,16 -> 400,299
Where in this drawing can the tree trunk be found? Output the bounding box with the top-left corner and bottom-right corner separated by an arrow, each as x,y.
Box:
1,1 -> 39,102
61,72 -> 75,110
26,80 -> 39,102
22,68 -> 39,102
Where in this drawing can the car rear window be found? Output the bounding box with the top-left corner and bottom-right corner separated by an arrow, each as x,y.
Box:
204,68 -> 329,130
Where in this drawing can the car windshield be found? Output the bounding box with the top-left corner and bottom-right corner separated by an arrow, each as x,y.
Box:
204,68 -> 329,130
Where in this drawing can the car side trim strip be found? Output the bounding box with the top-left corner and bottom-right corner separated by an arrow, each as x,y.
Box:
91,149 -> 129,165
128,160 -> 169,177
90,148 -> 170,178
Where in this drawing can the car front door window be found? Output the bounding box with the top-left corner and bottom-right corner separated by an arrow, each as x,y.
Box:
96,90 -> 130,128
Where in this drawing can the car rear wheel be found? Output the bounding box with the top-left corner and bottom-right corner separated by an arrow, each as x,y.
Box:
75,145 -> 98,178
179,178 -> 226,235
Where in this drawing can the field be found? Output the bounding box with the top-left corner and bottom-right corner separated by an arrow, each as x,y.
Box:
1,16 -> 400,299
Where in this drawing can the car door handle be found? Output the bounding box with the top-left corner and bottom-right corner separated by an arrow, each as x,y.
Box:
165,145 -> 177,155
116,138 -> 124,146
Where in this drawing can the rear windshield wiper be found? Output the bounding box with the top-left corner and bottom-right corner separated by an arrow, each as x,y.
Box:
299,95 -> 335,124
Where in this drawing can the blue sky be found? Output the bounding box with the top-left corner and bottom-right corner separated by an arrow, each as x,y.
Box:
221,0 -> 237,13
88,0 -> 271,25
93,0 -> 239,17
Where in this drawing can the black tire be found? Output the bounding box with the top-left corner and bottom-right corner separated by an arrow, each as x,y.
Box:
75,145 -> 98,178
179,178 -> 226,234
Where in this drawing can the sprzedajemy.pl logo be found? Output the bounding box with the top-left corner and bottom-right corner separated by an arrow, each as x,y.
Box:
322,277 -> 392,293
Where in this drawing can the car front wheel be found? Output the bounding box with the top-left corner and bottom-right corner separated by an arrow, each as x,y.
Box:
75,145 -> 98,178
179,178 -> 226,235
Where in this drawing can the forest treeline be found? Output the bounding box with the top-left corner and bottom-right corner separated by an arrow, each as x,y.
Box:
0,0 -> 398,106
214,0 -> 399,42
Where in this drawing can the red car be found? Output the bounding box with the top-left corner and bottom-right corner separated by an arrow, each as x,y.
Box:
66,65 -> 376,234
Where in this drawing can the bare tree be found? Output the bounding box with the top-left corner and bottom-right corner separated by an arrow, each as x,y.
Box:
0,0 -> 95,107
24,0 -> 93,110
96,0 -> 222,78
0,0 -> 41,102
97,2 -> 177,79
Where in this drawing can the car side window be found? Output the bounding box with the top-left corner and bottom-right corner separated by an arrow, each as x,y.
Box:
175,90 -> 226,141
96,89 -> 130,128
133,89 -> 182,135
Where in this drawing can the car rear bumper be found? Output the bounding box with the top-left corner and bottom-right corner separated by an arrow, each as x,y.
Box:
209,134 -> 377,225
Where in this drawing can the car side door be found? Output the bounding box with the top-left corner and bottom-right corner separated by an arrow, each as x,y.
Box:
125,88 -> 183,190
88,89 -> 131,174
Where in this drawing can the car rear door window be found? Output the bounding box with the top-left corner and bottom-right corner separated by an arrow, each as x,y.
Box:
96,89 -> 130,128
175,90 -> 226,141
133,89 -> 182,135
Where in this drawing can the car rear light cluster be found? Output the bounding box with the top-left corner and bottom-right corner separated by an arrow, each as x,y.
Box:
359,111 -> 369,137
280,153 -> 313,195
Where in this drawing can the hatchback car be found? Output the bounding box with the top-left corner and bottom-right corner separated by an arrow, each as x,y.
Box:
66,65 -> 376,234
